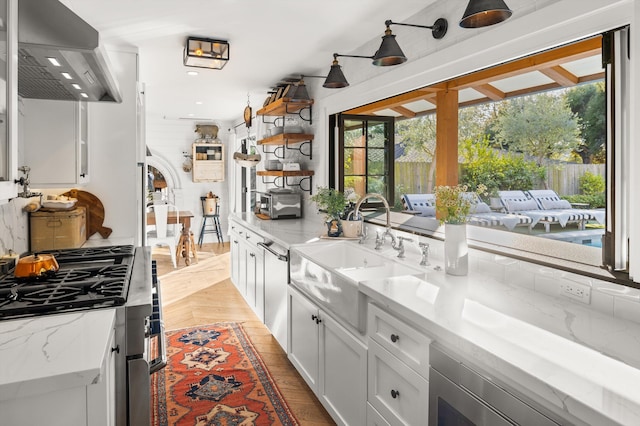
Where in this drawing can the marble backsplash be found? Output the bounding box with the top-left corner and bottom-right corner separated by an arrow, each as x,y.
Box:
0,198 -> 30,256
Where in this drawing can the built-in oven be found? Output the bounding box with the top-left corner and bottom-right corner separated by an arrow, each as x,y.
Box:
429,344 -> 564,426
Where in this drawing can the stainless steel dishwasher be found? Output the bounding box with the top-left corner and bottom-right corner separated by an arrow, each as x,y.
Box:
429,344 -> 568,426
258,239 -> 289,353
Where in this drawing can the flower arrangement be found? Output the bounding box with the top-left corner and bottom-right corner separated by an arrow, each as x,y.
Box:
435,184 -> 486,224
310,187 -> 348,221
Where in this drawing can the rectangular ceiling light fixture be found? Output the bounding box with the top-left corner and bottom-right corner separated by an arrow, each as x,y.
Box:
184,36 -> 230,70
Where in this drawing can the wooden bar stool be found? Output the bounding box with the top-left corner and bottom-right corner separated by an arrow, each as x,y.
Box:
199,196 -> 223,247
175,225 -> 198,266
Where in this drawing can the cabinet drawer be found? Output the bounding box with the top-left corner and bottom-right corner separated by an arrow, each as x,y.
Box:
368,303 -> 430,378
367,402 -> 391,426
368,340 -> 429,426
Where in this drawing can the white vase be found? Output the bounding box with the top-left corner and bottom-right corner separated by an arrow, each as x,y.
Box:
444,223 -> 468,276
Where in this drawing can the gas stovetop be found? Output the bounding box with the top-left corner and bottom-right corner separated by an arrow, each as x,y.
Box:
0,245 -> 136,320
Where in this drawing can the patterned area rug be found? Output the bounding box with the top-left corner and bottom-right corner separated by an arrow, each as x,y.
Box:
151,322 -> 298,425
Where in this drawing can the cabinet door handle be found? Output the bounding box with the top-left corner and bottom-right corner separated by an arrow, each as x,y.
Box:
233,240 -> 238,244
80,173 -> 86,178
391,389 -> 400,399
111,345 -> 120,354
249,252 -> 255,258
390,334 -> 400,343
311,314 -> 322,324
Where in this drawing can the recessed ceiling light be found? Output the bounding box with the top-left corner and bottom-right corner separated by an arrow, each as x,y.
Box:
195,101 -> 203,105
187,71 -> 199,76
61,72 -> 73,80
72,83 -> 81,90
80,92 -> 89,98
47,57 -> 61,67
188,113 -> 195,117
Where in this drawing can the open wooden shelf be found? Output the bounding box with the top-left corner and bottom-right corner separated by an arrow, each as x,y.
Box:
256,97 -> 314,117
257,133 -> 314,146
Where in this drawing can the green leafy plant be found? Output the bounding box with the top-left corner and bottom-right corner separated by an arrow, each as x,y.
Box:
310,187 -> 348,221
562,193 -> 605,209
579,171 -> 605,195
435,184 -> 486,225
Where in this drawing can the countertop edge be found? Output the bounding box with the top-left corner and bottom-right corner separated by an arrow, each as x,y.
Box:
0,309 -> 116,401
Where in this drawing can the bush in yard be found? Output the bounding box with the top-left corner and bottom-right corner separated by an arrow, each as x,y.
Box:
579,171 -> 605,195
562,193 -> 605,209
460,138 -> 546,197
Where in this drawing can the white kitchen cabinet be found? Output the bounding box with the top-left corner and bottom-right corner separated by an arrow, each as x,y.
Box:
229,220 -> 265,321
367,403 -> 391,426
288,285 -> 320,389
367,303 -> 431,426
192,142 -> 224,182
288,285 -> 367,426
0,326 -> 116,426
229,223 -> 243,294
22,98 -> 89,186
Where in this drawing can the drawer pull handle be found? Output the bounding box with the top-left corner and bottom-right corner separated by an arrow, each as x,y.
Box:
390,334 -> 400,343
391,389 -> 400,399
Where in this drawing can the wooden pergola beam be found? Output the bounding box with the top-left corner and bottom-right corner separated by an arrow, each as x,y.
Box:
473,83 -> 506,101
447,36 -> 601,91
539,65 -> 579,87
344,89 -> 437,115
390,105 -> 417,118
435,89 -> 459,187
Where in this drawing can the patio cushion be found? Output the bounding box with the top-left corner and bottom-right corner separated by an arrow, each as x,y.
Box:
540,198 -> 572,210
505,198 -> 539,212
470,201 -> 491,214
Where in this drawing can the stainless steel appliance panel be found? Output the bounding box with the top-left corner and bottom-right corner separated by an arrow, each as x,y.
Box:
429,344 -> 562,426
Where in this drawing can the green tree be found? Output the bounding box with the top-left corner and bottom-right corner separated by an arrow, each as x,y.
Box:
396,115 -> 437,192
495,93 -> 581,168
566,82 -> 606,164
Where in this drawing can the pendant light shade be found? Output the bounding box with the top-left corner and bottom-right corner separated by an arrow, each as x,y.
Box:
323,56 -> 349,88
459,0 -> 512,28
289,79 -> 311,101
372,28 -> 407,66
372,19 -> 447,67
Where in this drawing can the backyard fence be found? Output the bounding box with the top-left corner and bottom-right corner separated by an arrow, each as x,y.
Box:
395,162 -> 605,196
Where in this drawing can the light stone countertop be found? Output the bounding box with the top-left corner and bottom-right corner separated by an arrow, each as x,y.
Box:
0,309 -> 116,401
233,212 -> 640,426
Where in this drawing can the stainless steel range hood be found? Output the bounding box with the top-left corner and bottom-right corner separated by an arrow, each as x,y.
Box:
18,0 -> 122,103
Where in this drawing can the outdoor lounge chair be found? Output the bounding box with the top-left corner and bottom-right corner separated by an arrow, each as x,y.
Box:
526,189 -> 605,225
498,190 -> 588,232
463,192 -> 532,231
401,193 -> 436,217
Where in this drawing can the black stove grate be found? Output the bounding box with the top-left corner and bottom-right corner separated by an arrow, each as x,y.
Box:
0,245 -> 136,320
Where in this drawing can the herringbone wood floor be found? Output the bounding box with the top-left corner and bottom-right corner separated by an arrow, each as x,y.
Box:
152,242 -> 335,425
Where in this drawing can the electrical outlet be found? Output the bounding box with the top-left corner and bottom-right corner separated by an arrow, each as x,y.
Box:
559,281 -> 591,304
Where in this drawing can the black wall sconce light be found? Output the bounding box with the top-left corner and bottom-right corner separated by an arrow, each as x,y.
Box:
372,18 -> 448,66
323,53 -> 374,88
459,0 -> 512,28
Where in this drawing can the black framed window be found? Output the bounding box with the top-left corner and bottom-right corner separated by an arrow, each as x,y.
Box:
336,114 -> 395,206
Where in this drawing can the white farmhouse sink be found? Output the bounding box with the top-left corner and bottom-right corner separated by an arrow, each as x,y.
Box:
290,240 -> 426,332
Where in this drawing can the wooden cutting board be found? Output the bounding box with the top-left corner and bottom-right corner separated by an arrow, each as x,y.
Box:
61,189 -> 113,239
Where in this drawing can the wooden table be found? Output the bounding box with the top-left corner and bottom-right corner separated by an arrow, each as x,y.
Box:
147,210 -> 197,266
